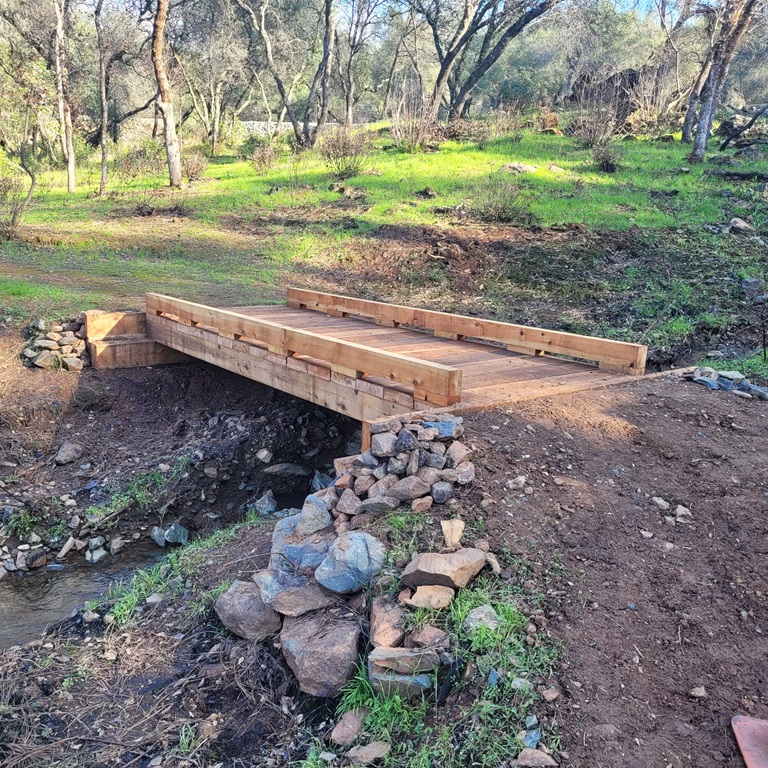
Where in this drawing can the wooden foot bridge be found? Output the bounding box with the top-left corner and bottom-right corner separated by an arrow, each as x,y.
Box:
85,288 -> 647,439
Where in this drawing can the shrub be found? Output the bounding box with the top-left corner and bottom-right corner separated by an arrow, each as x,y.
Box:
0,172 -> 29,240
182,152 -> 208,181
469,175 -> 538,224
251,144 -> 277,175
592,143 -> 623,173
318,126 -> 372,179
115,139 -> 166,180
444,120 -> 494,148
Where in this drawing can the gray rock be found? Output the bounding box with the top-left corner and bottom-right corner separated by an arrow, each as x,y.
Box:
214,580 -> 282,641
281,613 -> 360,697
371,432 -> 398,458
464,604 -> 502,632
251,490 -> 278,516
500,162 -> 537,174
387,476 -> 430,501
264,463 -> 312,477
164,522 -> 189,545
431,481 -> 455,504
368,658 -> 431,700
422,452 -> 446,469
33,350 -> 58,368
295,494 -> 332,537
61,357 -> 84,372
281,530 -> 336,573
387,455 -> 409,475
315,532 -> 386,594
34,339 -> 60,351
358,496 -> 400,514
353,450 -> 379,468
253,569 -> 335,616
86,547 -> 108,564
150,526 -> 167,547
55,441 -> 85,465
370,417 -> 403,434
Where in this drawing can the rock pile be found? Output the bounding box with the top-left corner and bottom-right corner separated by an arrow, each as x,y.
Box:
20,317 -> 90,371
214,412 -> 487,701
681,366 -> 768,400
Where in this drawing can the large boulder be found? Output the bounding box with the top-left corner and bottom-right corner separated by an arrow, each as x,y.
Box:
281,613 -> 361,697
401,548 -> 486,589
253,569 -> 335,616
214,580 -> 282,641
315,532 -> 386,594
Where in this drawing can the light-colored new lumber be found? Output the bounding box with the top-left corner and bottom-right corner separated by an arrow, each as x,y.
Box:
146,293 -> 462,405
84,310 -> 146,340
147,319 -> 412,422
88,338 -> 190,369
286,288 -> 647,375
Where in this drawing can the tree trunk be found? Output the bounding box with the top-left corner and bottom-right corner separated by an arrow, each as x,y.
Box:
52,0 -> 75,193
94,0 -> 108,196
681,55 -> 712,143
151,0 -> 183,188
310,0 -> 336,144
687,0 -> 760,163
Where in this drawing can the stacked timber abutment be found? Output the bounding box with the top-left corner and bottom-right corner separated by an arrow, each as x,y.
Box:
213,410 -> 495,700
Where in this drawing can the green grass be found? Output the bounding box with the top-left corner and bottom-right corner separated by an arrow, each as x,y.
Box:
334,576 -> 559,768
2,130 -> 765,358
94,519 -> 252,626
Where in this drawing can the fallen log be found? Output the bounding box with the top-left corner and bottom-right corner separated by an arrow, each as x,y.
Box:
704,169 -> 768,182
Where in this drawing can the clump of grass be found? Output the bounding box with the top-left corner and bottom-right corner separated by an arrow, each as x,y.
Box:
469,176 -> 538,225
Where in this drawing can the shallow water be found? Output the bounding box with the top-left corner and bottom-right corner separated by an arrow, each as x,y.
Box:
0,545 -> 165,650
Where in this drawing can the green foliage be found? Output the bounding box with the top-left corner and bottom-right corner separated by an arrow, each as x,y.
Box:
6,508 -> 41,538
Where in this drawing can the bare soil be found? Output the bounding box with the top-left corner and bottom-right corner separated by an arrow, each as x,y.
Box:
463,378 -> 768,767
1,331 -> 767,767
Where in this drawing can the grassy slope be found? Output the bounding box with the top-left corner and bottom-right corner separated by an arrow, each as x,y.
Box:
1,131 -> 766,361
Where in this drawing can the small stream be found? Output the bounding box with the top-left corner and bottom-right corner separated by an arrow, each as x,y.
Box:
0,545 -> 166,650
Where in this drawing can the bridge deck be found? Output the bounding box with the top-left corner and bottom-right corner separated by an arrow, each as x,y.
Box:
86,289 -> 647,430
231,304 -> 627,410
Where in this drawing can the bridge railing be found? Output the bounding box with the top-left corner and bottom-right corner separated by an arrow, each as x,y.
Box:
145,293 -> 462,406
287,288 -> 647,375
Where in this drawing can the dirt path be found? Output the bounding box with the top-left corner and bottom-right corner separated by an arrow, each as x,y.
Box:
465,379 -> 767,767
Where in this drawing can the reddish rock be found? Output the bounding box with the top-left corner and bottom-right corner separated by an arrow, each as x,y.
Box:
336,488 -> 363,516
405,624 -> 450,649
411,496 -> 433,513
347,741 -> 391,765
440,519 -> 465,548
405,584 -> 454,609
387,475 -> 430,501
281,613 -> 360,697
330,707 -> 368,745
368,646 -> 440,675
370,597 -> 406,648
214,580 -> 282,641
401,548 -> 486,589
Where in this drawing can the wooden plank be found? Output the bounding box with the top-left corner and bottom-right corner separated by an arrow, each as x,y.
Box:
147,293 -> 462,405
147,320 -> 411,422
85,310 -> 146,340
88,338 -> 190,369
286,288 -> 647,375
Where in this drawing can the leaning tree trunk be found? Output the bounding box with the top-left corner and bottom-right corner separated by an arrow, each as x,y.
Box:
151,0 -> 183,188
